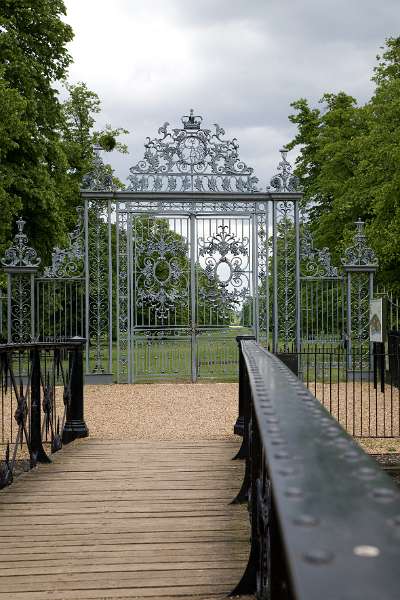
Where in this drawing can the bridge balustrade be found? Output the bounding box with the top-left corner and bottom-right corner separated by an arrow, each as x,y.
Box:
0,338 -> 88,488
232,337 -> 400,599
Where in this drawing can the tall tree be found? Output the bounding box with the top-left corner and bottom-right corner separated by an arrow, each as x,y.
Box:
288,37 -> 400,289
0,4 -> 128,264
0,0 -> 74,259
361,39 -> 400,287
0,71 -> 28,258
60,81 -> 128,225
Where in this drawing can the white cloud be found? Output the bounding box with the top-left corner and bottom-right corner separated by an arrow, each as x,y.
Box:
63,0 -> 399,188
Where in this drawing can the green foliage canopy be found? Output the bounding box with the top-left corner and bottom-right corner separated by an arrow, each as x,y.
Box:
60,82 -> 128,229
0,0 -> 73,259
288,37 -> 400,291
0,2 -> 128,266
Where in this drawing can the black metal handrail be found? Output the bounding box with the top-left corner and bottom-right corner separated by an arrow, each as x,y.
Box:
0,338 -> 88,489
0,339 -> 87,351
231,337 -> 400,599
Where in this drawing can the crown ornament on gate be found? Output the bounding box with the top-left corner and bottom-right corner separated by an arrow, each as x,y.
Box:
341,219 -> 378,268
268,148 -> 300,192
1,217 -> 41,269
182,109 -> 202,130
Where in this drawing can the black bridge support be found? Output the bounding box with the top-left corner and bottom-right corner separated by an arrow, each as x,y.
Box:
30,347 -> 51,465
233,335 -> 255,461
62,339 -> 89,444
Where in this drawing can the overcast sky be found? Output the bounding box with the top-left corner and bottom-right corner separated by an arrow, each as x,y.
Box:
63,0 -> 399,189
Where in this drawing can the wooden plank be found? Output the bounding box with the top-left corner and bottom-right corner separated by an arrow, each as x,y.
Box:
0,501 -> 236,515
0,535 -> 248,549
0,493 -> 238,505
7,479 -> 242,492
0,438 -> 250,599
0,570 -> 241,591
0,508 -> 245,523
0,539 -> 247,554
0,585 -> 235,599
0,518 -> 248,537
0,548 -> 248,566
0,560 -> 247,578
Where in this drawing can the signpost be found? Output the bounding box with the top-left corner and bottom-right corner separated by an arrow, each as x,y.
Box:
370,297 -> 386,392
370,297 -> 386,342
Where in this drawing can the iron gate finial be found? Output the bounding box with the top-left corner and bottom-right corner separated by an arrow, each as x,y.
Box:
268,147 -> 300,193
128,112 -> 258,193
1,216 -> 41,269
341,219 -> 378,268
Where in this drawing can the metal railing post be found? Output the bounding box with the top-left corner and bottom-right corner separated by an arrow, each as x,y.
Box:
232,338 -> 254,500
230,414 -> 261,596
30,347 -> 51,464
62,338 -> 89,444
233,335 -> 255,461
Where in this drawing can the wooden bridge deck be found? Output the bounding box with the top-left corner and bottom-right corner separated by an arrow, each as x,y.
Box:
0,439 -> 250,599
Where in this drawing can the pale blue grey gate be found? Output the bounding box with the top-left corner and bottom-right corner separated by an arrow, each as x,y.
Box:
0,112 -> 377,383
1,111 -> 310,383
114,203 -> 259,383
81,111 -> 302,382
2,113 -> 380,383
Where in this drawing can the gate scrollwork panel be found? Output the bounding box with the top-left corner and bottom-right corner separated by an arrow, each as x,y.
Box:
197,221 -> 251,325
127,215 -> 192,382
195,218 -> 255,380
133,217 -> 190,327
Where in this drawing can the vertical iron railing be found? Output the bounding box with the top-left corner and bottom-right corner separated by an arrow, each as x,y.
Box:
0,338 -> 88,489
279,345 -> 400,438
232,338 -> 400,599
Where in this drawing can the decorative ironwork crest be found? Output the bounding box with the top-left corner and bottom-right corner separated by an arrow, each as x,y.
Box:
128,110 -> 259,193
199,225 -> 248,259
43,208 -> 84,278
301,228 -> 339,277
81,145 -> 115,192
198,225 -> 249,316
341,220 -> 378,267
269,148 -> 300,192
1,218 -> 41,269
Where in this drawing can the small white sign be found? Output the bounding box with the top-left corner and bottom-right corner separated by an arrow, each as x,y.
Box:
369,298 -> 386,343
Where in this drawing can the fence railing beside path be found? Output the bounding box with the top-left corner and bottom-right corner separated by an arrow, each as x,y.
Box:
0,337 -> 88,488
274,344 -> 400,438
232,337 -> 400,599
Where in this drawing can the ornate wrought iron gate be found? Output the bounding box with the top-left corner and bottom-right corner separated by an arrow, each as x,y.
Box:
80,111 -> 302,382
1,111 -> 380,383
300,226 -> 345,347
116,210 -> 258,382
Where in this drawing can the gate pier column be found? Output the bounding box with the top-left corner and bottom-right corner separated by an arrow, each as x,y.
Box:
341,220 -> 378,377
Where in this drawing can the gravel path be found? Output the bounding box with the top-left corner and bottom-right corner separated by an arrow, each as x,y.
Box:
84,383 -> 239,441
83,382 -> 400,454
2,380 -> 400,456
309,382 -> 400,453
